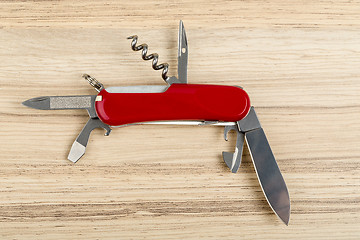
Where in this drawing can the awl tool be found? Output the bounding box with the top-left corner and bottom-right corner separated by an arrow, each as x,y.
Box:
23,21 -> 290,225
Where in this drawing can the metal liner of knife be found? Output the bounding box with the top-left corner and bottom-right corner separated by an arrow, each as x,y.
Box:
22,20 -> 290,225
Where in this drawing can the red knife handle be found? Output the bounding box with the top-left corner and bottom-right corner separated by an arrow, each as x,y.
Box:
95,84 -> 251,126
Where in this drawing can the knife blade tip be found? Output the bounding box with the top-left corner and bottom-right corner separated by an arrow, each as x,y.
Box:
280,214 -> 290,226
277,203 -> 290,226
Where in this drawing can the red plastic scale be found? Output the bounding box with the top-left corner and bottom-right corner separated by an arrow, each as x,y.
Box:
95,84 -> 251,126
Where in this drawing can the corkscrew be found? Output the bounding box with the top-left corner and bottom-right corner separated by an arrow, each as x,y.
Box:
127,35 -> 170,83
127,20 -> 188,85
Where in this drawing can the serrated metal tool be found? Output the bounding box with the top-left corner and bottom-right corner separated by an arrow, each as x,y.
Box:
23,20 -> 290,225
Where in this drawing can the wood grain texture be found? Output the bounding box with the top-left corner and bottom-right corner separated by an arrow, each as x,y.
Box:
0,0 -> 359,239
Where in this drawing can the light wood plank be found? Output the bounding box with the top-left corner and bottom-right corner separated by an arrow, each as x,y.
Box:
0,1 -> 359,239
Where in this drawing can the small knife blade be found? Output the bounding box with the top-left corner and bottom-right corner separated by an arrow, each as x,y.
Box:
177,20 -> 188,84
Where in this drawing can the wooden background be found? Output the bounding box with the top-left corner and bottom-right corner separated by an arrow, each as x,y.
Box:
0,1 -> 359,239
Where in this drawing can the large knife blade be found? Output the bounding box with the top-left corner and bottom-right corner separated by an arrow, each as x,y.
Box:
245,128 -> 290,225
238,107 -> 290,225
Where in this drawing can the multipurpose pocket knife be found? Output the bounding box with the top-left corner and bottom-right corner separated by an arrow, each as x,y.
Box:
23,21 -> 290,225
